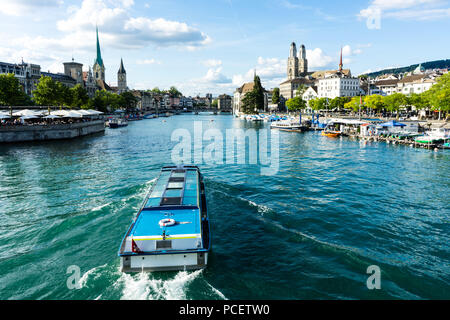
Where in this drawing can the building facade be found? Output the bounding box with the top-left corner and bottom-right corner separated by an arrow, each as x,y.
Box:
217,94 -> 232,111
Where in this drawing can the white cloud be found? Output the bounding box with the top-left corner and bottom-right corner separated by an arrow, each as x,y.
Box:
39,0 -> 210,52
0,0 -> 63,16
306,48 -> 334,69
358,0 -> 449,21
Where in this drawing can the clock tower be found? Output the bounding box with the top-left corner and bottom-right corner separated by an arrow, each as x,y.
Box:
117,58 -> 127,93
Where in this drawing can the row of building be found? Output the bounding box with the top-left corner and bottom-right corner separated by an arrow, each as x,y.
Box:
233,42 -> 448,114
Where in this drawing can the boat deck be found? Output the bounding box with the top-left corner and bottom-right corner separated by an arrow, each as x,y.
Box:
119,166 -> 205,256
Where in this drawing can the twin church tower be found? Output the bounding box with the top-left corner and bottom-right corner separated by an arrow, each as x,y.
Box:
92,26 -> 127,93
287,42 -> 308,80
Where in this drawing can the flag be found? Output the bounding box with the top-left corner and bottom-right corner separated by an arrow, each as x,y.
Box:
132,239 -> 142,253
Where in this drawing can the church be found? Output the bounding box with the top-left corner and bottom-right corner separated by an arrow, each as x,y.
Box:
279,42 -> 357,101
91,26 -> 128,94
280,42 -> 315,100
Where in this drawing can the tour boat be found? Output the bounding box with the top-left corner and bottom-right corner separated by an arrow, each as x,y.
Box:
270,120 -> 306,132
118,165 -> 211,272
108,118 -> 128,128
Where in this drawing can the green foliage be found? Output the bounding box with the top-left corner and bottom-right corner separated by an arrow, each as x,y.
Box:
241,90 -> 258,114
253,75 -> 265,111
120,91 -> 138,111
384,93 -> 407,112
365,59 -> 450,78
211,99 -> 218,108
344,97 -> 363,112
33,76 -> 63,106
286,96 -> 306,111
168,86 -> 182,98
426,72 -> 450,112
309,97 -> 328,111
0,73 -> 29,106
272,87 -> 280,104
364,95 -> 385,111
329,97 -> 351,110
295,84 -> 307,97
69,84 -> 89,109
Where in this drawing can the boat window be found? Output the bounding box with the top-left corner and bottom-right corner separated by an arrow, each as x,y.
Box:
165,189 -> 183,198
167,182 -> 184,189
161,197 -> 182,205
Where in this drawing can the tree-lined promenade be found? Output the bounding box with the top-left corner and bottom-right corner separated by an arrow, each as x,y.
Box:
0,74 -> 139,113
284,73 -> 450,119
0,74 -> 185,113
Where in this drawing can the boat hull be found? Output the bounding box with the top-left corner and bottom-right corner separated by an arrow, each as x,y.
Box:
322,131 -> 340,138
120,251 -> 208,272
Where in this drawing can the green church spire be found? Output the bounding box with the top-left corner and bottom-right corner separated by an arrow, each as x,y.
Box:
94,26 -> 104,68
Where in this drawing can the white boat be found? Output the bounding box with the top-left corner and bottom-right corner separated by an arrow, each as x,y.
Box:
270,120 -> 306,132
415,128 -> 450,144
108,118 -> 128,128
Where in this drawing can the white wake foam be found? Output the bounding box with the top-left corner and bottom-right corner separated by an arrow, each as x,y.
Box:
119,270 -> 203,300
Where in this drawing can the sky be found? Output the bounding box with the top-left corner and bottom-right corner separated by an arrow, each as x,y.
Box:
0,0 -> 449,96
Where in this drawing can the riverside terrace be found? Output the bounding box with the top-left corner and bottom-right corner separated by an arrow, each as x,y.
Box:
0,109 -> 105,143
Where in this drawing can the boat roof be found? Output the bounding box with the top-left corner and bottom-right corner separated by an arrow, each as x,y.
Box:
144,166 -> 200,209
130,166 -> 202,238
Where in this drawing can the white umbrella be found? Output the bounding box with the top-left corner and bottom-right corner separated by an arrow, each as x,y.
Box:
86,109 -> 103,115
76,110 -> 96,116
61,111 -> 83,118
50,110 -> 70,116
42,114 -> 61,119
12,109 -> 39,117
21,115 -> 39,120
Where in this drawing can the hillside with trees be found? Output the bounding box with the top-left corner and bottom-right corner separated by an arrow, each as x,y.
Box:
364,59 -> 450,78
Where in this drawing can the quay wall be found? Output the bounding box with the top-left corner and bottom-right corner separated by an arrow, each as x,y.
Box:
0,120 -> 105,143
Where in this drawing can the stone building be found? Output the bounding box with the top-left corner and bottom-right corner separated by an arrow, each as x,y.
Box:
217,94 -> 232,111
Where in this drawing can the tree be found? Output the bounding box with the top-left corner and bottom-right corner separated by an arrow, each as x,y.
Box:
295,84 -> 307,97
384,93 -> 407,117
241,90 -> 258,114
0,73 -> 29,106
407,93 -> 427,110
253,75 -> 265,111
344,96 -> 362,112
33,76 -> 61,106
272,87 -> 280,104
426,73 -> 450,117
168,86 -> 182,98
286,96 -> 306,112
329,97 -> 351,110
364,95 -> 385,113
120,91 -> 138,112
211,99 -> 218,109
69,84 -> 90,109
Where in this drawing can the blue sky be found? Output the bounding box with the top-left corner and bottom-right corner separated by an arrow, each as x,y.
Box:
0,0 -> 449,96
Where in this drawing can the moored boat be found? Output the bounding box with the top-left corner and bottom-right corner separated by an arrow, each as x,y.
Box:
109,118 -> 128,128
118,165 -> 211,272
321,122 -> 341,137
271,119 -> 306,132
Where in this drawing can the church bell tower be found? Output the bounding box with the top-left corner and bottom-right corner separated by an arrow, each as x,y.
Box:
93,26 -> 105,82
118,58 -> 127,93
287,42 -> 299,80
